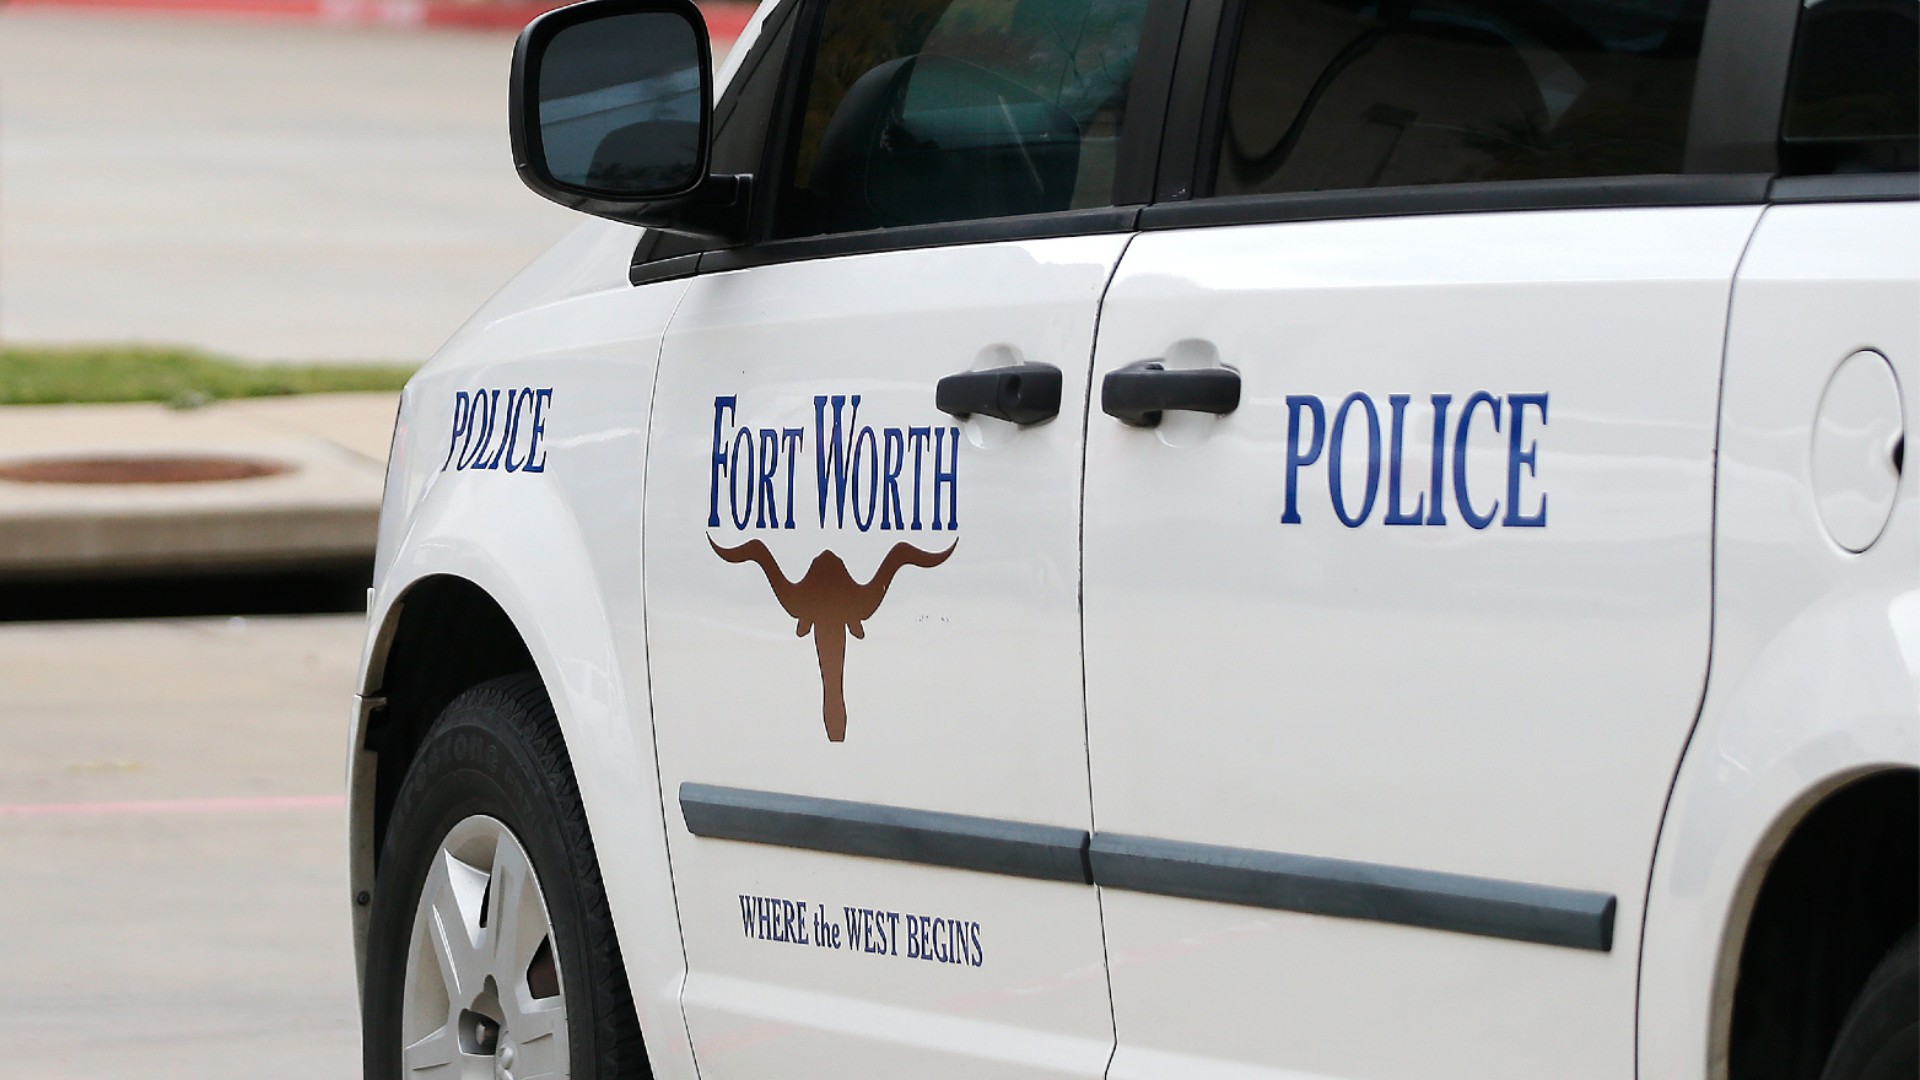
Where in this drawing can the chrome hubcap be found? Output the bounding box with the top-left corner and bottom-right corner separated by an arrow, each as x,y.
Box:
401,815 -> 568,1078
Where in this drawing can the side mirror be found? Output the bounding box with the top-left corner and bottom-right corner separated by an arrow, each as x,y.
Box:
509,0 -> 750,241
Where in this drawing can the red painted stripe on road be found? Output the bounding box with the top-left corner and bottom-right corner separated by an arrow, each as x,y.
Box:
6,0 -> 756,35
0,794 -> 346,818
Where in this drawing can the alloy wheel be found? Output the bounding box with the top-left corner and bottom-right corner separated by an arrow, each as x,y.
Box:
400,815 -> 569,1078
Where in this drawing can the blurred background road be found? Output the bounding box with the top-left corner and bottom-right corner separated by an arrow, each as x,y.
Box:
0,8 -> 577,362
0,5 -> 736,1075
0,615 -> 363,1078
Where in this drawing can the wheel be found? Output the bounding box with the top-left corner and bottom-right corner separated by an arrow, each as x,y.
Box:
1821,927 -> 1918,1080
362,674 -> 649,1079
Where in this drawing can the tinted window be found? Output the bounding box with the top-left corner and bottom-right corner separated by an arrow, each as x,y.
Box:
1781,0 -> 1919,174
1212,0 -> 1708,197
642,2 -> 800,262
777,0 -> 1152,237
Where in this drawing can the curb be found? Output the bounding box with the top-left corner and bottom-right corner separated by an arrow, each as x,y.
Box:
2,0 -> 755,33
0,395 -> 396,580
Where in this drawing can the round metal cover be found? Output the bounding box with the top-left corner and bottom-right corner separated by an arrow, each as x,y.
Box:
0,455 -> 290,485
1811,350 -> 1904,553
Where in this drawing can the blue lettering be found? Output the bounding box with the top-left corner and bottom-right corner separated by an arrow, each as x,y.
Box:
756,429 -> 780,529
502,387 -> 532,473
457,389 -> 491,470
852,426 -> 879,532
781,428 -> 804,529
906,427 -> 931,530
1503,393 -> 1548,528
442,391 -> 470,471
1282,395 -> 1326,525
483,389 -> 513,470
814,395 -> 861,528
1328,392 -> 1382,528
1426,393 -> 1452,527
729,428 -> 754,530
1453,391 -> 1502,530
880,428 -> 905,530
523,388 -> 551,473
932,427 -> 959,530
1384,394 -> 1426,526
708,396 -> 736,527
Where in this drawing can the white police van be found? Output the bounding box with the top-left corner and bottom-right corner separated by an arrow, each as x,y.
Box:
349,0 -> 1918,1075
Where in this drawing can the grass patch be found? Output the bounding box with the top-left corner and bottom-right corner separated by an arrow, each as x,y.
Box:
0,345 -> 416,407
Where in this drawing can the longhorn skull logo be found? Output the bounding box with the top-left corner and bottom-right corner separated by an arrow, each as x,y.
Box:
709,537 -> 957,742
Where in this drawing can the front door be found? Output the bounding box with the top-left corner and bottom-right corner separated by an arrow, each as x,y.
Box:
642,0 -> 1160,1073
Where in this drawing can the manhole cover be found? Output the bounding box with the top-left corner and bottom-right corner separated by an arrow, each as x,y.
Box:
0,455 -> 290,485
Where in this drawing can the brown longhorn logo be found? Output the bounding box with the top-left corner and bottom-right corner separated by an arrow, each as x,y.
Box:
710,537 -> 957,742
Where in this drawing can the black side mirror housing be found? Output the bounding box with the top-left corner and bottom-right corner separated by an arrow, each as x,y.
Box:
509,0 -> 751,243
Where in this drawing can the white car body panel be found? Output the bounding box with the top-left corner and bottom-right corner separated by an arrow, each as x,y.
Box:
641,235 -> 1127,1078
1081,205 -> 1760,1079
354,261 -> 701,1078
350,1 -> 1918,1074
352,11 -> 788,1076
1639,200 -> 1920,1080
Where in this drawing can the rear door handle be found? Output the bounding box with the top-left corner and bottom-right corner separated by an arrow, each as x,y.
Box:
1101,362 -> 1241,427
936,363 -> 1062,426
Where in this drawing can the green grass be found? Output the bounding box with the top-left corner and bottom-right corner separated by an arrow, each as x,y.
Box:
0,345 -> 416,407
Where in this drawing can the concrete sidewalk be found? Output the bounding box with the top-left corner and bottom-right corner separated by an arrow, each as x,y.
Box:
0,393 -> 398,578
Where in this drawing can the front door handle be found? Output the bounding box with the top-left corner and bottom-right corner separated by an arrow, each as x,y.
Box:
936,363 -> 1062,426
1101,362 -> 1241,427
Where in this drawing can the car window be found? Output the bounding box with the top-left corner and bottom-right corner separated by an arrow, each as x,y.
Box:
1780,0 -> 1918,175
775,0 -> 1152,237
1210,0 -> 1709,197
642,1 -> 800,263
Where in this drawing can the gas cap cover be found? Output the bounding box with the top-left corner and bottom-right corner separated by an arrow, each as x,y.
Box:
1811,349 -> 1904,553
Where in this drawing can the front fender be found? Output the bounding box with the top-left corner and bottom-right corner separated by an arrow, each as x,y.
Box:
351,477 -> 698,1080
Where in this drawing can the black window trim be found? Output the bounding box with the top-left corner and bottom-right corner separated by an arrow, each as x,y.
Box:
1769,172 -> 1920,204
702,206 -> 1142,272
1140,172 -> 1772,230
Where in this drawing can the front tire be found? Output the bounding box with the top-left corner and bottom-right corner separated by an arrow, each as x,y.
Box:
362,675 -> 649,1078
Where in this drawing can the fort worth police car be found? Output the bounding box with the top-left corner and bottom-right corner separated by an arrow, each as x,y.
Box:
348,0 -> 1918,1075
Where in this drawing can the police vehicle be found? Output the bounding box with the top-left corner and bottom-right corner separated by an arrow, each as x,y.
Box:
349,0 -> 1918,1075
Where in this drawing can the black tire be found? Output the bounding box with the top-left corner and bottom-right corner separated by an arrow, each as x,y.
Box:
362,674 -> 650,1079
1821,927 -> 1918,1080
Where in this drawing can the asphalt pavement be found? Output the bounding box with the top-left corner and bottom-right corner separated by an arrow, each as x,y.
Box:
0,614 -> 364,1078
0,9 -> 581,362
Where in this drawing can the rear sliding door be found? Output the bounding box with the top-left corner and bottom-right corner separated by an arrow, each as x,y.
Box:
1079,1 -> 1766,1076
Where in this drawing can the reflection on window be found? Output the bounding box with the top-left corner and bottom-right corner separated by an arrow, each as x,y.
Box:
1782,0 -> 1918,175
538,15 -> 704,195
1213,0 -> 1707,197
779,0 -> 1150,237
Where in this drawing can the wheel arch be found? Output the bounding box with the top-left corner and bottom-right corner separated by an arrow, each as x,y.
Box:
1638,583 -> 1920,1079
1719,767 -> 1919,1080
348,487 -> 697,1077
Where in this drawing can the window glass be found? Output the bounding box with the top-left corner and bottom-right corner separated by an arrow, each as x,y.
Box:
777,0 -> 1152,237
643,3 -> 799,262
1212,0 -> 1708,197
1781,0 -> 1918,174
